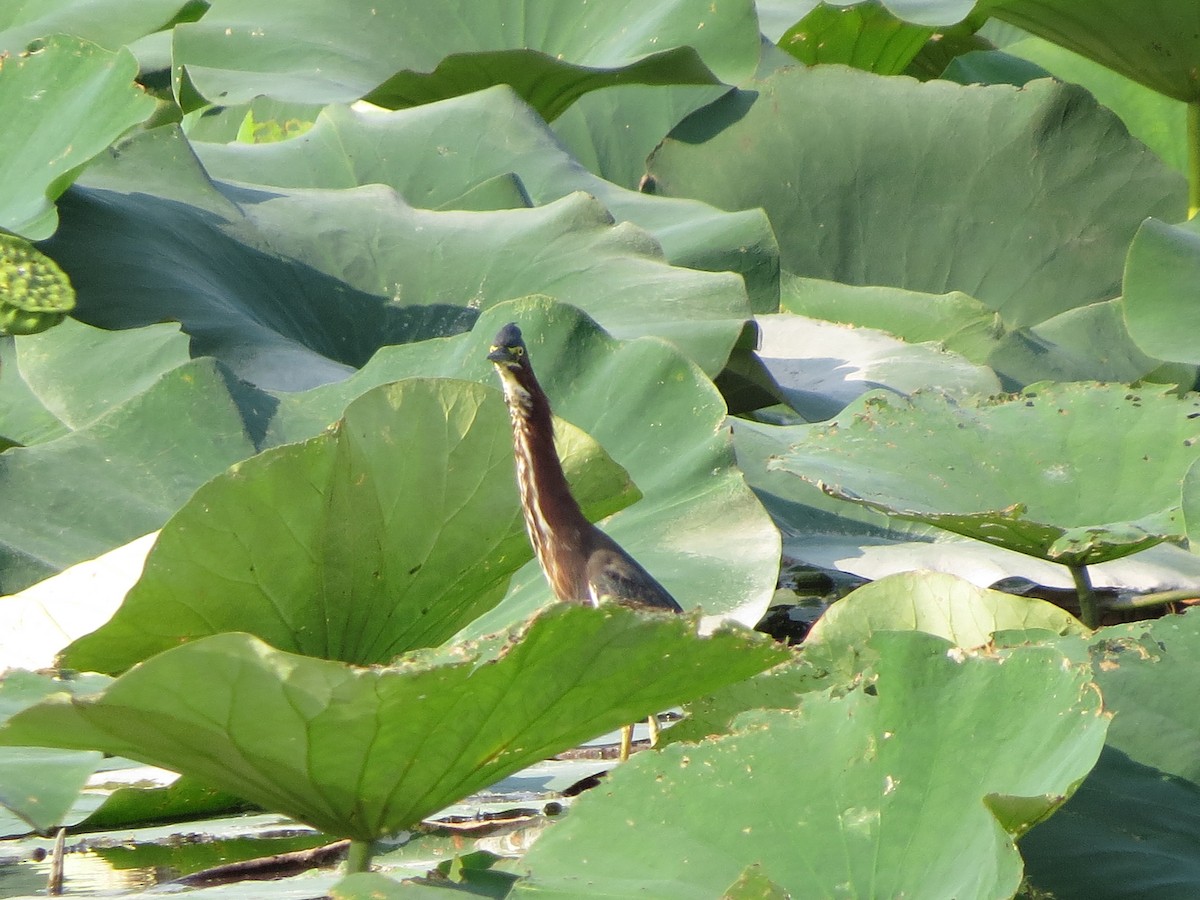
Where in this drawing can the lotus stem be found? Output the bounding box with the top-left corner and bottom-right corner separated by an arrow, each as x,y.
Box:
345,839 -> 373,874
1189,100 -> 1200,220
1100,587 -> 1199,612
47,827 -> 66,895
1068,564 -> 1100,630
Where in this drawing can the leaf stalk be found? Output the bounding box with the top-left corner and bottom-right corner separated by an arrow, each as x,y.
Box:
1068,564 -> 1100,629
1100,587 -> 1199,612
345,839 -> 374,874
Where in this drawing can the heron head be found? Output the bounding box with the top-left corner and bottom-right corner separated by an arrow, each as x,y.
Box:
487,323 -> 529,371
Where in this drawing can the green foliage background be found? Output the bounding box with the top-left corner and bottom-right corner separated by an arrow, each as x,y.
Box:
2,0 -> 1200,897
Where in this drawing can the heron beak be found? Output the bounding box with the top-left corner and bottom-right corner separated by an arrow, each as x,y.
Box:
487,345 -> 516,365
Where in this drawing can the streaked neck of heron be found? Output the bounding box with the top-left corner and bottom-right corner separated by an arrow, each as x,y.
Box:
497,366 -> 588,600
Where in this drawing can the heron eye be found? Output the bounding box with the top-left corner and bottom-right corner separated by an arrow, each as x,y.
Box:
514,346 -> 525,357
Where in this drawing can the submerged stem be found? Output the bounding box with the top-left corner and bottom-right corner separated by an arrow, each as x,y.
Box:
345,839 -> 374,874
1101,587 -> 1200,612
1068,564 -> 1101,630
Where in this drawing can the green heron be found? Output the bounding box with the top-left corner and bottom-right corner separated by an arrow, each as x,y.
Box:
488,323 -> 682,759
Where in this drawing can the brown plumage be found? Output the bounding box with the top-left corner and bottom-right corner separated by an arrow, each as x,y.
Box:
487,322 -> 682,613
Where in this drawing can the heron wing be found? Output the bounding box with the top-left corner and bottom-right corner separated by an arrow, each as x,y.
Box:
586,548 -> 682,613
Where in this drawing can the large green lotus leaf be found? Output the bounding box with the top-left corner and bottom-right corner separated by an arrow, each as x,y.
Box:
517,630 -> 1107,898
0,337 -> 68,446
756,1 -> 976,36
735,416 -> 1200,598
193,88 -> 778,314
1020,746 -> 1200,899
733,416 -> 935,563
980,0 -> 1200,103
0,670 -> 108,833
782,274 -> 1005,365
755,311 -> 1000,420
265,298 -> 783,634
1081,611 -> 1200,784
1124,217 -> 1200,366
646,66 -> 1184,328
77,774 -> 251,832
987,298 -> 1161,387
777,2 -> 934,74
0,358 -> 260,595
0,34 -> 154,240
63,378 -> 636,674
782,275 -> 1158,387
940,46 -> 1057,87
12,319 -> 190,430
549,83 -> 728,190
1003,36 -> 1187,174
2,608 -> 787,841
807,570 -> 1087,654
771,382 -> 1200,567
656,657 -> 824,748
47,126 -> 750,384
171,0 -> 761,119
1019,611 -> 1200,897
0,1 -> 190,55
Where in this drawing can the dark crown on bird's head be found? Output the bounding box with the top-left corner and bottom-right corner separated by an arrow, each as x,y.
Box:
487,323 -> 529,369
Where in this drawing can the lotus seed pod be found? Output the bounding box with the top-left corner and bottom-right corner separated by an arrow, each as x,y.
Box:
0,233 -> 75,335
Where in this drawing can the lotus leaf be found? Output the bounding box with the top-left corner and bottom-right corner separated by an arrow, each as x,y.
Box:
0,336 -> 68,448
1,606 -> 787,841
1020,610 -> 1200,896
517,630 -> 1107,898
777,2 -> 934,74
0,359 -> 260,594
755,312 -> 1001,420
11,319 -> 189,429
192,88 -> 778,313
0,1 -> 190,54
782,275 -> 1004,366
757,0 -> 977,34
1021,746 -> 1200,899
63,378 -> 636,673
770,382 -> 1200,567
47,125 -> 750,385
806,570 -> 1087,653
980,0 -> 1200,103
0,670 -> 108,833
1080,610 -> 1200,785
263,298 -> 782,635
1124,217 -> 1200,367
172,0 -> 761,119
1001,35 -> 1187,173
0,34 -> 154,240
549,83 -> 728,190
647,66 -> 1184,329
